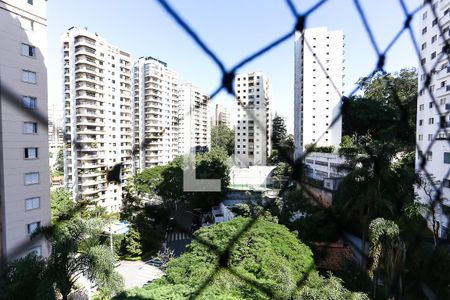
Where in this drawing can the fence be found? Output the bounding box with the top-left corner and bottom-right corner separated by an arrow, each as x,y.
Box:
1,0 -> 450,299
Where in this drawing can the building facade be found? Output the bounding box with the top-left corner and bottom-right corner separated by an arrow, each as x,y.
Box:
0,0 -> 51,260
62,27 -> 133,213
294,27 -> 344,159
178,83 -> 210,155
132,56 -> 179,171
211,103 -> 236,130
416,0 -> 450,237
234,71 -> 272,167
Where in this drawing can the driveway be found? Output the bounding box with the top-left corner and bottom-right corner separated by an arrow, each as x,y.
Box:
115,260 -> 164,289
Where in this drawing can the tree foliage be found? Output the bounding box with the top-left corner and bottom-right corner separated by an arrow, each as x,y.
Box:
40,218 -> 124,300
115,217 -> 367,299
0,254 -> 46,300
342,68 -> 417,150
211,124 -> 235,156
55,147 -> 64,174
272,115 -> 287,149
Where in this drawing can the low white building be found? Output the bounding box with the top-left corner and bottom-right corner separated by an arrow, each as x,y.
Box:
229,165 -> 276,190
304,152 -> 346,191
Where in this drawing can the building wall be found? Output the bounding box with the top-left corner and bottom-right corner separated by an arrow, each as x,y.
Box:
211,103 -> 236,130
178,83 -> 210,155
62,27 -> 133,213
294,27 -> 344,160
0,0 -> 50,260
234,71 -> 272,167
132,56 -> 179,170
416,0 -> 450,236
304,152 -> 346,181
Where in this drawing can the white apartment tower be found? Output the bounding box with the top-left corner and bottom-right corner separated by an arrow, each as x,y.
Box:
178,83 -> 210,154
62,27 -> 133,213
0,0 -> 51,260
294,27 -> 344,159
132,56 -> 179,171
234,72 -> 272,167
416,1 -> 450,237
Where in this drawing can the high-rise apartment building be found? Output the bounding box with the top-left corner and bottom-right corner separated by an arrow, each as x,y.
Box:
178,83 -> 210,154
211,103 -> 236,130
132,56 -> 179,171
294,27 -> 344,159
0,0 -> 51,260
234,72 -> 272,167
416,1 -> 450,237
62,27 -> 133,213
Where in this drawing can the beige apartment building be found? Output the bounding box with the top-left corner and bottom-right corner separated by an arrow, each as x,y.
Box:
63,27 -> 133,213
0,0 -> 51,261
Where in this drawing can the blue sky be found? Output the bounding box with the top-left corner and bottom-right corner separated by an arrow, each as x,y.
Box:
47,0 -> 420,133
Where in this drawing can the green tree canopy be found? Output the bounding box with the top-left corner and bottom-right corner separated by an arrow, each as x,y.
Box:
211,124 -> 235,156
343,68 -> 417,149
115,217 -> 367,299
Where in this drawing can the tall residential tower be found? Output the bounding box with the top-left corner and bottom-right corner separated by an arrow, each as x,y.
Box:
294,27 -> 344,159
0,0 -> 51,260
62,27 -> 133,213
416,1 -> 450,237
132,56 -> 179,171
234,71 -> 272,167
178,83 -> 210,154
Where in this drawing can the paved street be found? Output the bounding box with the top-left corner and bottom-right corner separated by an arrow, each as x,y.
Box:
165,231 -> 192,257
115,260 -> 164,290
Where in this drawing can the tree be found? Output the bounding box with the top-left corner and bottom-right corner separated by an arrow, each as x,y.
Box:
0,254 -> 46,300
55,147 -> 64,174
38,218 -> 124,300
115,217 -> 367,299
343,68 -> 417,150
121,227 -> 142,258
157,149 -> 231,210
272,115 -> 287,149
368,218 -> 405,299
211,124 -> 234,156
51,187 -> 76,222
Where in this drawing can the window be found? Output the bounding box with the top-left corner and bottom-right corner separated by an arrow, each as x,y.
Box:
429,102 -> 433,108
419,104 -> 424,111
432,18 -> 438,26
418,134 -> 423,141
421,58 -> 426,66
21,43 -> 35,57
419,119 -> 423,126
432,35 -> 437,43
444,179 -> 450,188
440,98 -> 446,105
423,11 -> 427,19
429,118 -> 434,124
25,172 -> 39,185
422,42 -> 427,50
445,153 -> 450,164
23,96 -> 37,109
431,52 -> 436,59
23,122 -> 37,133
25,197 -> 40,210
24,147 -> 38,159
28,246 -> 42,257
27,222 -> 40,235
27,0 -> 33,4
22,70 -> 36,83
422,27 -> 427,35
428,134 -> 433,141
427,151 -> 433,161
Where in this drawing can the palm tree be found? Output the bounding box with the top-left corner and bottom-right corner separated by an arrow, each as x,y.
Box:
37,218 -> 123,300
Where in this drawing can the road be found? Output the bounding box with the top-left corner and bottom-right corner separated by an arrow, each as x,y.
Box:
165,231 -> 192,256
115,260 -> 164,289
